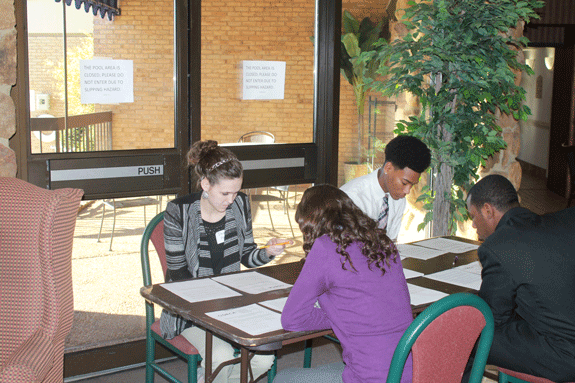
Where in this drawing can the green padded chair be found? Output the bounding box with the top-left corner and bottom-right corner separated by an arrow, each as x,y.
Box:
141,212 -> 202,383
141,211 -> 278,383
386,292 -> 494,383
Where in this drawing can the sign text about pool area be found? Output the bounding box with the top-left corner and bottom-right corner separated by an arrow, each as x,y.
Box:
80,59 -> 134,104
241,61 -> 286,100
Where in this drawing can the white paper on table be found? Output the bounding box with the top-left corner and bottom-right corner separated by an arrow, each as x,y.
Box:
258,297 -> 288,313
161,278 -> 242,303
396,243 -> 446,260
424,267 -> 482,290
457,261 -> 482,275
407,283 -> 449,306
414,238 -> 479,254
403,268 -> 424,279
212,271 -> 292,294
206,303 -> 283,335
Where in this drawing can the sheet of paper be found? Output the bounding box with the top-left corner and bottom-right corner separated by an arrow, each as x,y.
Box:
396,243 -> 446,260
424,266 -> 482,290
408,283 -> 449,306
206,303 -> 283,335
212,271 -> 292,294
161,278 -> 242,303
457,261 -> 482,275
258,297 -> 288,312
403,268 -> 424,279
414,238 -> 479,254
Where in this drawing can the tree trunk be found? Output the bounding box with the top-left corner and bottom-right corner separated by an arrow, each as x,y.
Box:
432,161 -> 453,236
432,120 -> 454,236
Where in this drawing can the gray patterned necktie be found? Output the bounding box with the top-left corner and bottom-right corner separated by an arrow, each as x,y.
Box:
378,194 -> 389,229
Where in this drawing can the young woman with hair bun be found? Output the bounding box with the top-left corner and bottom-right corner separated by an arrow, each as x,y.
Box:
160,140 -> 291,383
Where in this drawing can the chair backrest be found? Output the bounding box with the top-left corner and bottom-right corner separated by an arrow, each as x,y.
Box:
238,131 -> 275,143
141,211 -> 167,286
386,293 -> 494,383
0,177 -> 83,380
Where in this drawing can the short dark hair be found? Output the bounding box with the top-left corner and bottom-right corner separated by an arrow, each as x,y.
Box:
385,135 -> 431,173
467,174 -> 519,212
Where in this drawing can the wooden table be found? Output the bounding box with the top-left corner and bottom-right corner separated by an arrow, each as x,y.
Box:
140,235 -> 481,382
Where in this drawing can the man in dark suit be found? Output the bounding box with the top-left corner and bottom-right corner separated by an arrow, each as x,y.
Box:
463,174 -> 575,382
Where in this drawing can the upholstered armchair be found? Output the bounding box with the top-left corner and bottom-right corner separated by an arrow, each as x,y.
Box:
0,177 -> 83,383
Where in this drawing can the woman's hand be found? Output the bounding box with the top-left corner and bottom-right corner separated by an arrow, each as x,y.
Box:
264,238 -> 294,257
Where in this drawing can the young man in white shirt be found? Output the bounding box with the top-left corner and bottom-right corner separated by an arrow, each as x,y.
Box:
340,135 -> 431,242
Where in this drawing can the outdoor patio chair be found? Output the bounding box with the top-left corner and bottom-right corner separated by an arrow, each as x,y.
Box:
99,196 -> 161,251
238,131 -> 295,237
0,177 -> 83,383
386,292 -> 494,383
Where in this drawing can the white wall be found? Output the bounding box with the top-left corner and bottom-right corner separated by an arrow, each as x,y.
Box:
517,47 -> 555,173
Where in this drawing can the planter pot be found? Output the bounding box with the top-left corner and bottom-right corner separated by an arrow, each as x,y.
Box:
343,162 -> 370,184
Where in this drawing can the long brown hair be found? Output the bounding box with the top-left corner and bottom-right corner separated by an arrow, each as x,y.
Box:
295,184 -> 396,273
187,140 -> 243,187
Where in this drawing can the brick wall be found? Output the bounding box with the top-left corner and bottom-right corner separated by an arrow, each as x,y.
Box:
89,0 -> 394,184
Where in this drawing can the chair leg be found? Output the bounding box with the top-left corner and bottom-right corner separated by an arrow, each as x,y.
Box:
266,189 -> 276,231
97,200 -> 107,243
303,339 -> 313,368
145,331 -> 156,383
109,199 -> 116,251
267,353 -> 277,382
187,354 -> 200,383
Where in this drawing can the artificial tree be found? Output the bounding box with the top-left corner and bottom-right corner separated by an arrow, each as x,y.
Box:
367,0 -> 543,236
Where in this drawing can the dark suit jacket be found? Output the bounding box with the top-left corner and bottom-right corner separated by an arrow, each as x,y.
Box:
477,206 -> 575,380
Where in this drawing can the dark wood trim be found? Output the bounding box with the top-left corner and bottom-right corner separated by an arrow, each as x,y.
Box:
314,0 -> 341,186
11,0 -> 31,181
546,26 -> 575,197
176,0 -> 193,197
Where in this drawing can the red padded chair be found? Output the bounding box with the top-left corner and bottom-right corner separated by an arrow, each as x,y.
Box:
0,177 -> 83,383
498,367 -> 575,383
141,212 -> 202,383
386,293 -> 494,383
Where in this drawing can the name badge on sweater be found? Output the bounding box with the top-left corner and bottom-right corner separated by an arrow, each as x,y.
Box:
215,230 -> 225,244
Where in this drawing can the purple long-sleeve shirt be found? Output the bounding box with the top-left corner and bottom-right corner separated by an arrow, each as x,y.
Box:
281,235 -> 413,383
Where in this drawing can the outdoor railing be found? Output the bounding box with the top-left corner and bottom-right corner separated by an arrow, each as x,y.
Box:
31,111 -> 113,153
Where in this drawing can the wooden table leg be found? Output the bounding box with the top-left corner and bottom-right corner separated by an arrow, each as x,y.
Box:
240,348 -> 249,383
205,331 -> 213,382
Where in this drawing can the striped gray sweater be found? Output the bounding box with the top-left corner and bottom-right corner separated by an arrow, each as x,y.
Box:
159,191 -> 273,339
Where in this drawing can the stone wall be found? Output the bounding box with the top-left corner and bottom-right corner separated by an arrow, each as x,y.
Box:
0,0 -> 17,178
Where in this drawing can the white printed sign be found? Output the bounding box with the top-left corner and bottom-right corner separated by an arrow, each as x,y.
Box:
80,59 -> 134,104
242,61 -> 286,100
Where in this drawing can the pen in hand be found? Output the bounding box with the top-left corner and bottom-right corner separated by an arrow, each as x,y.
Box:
259,241 -> 291,249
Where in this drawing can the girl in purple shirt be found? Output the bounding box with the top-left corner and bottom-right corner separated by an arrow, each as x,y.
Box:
275,184 -> 413,383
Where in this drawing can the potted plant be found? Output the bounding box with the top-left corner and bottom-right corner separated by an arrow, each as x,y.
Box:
339,8 -> 396,183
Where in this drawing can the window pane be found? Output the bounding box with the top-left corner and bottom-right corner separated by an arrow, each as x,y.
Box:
200,2 -> 315,145
27,0 -> 175,153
